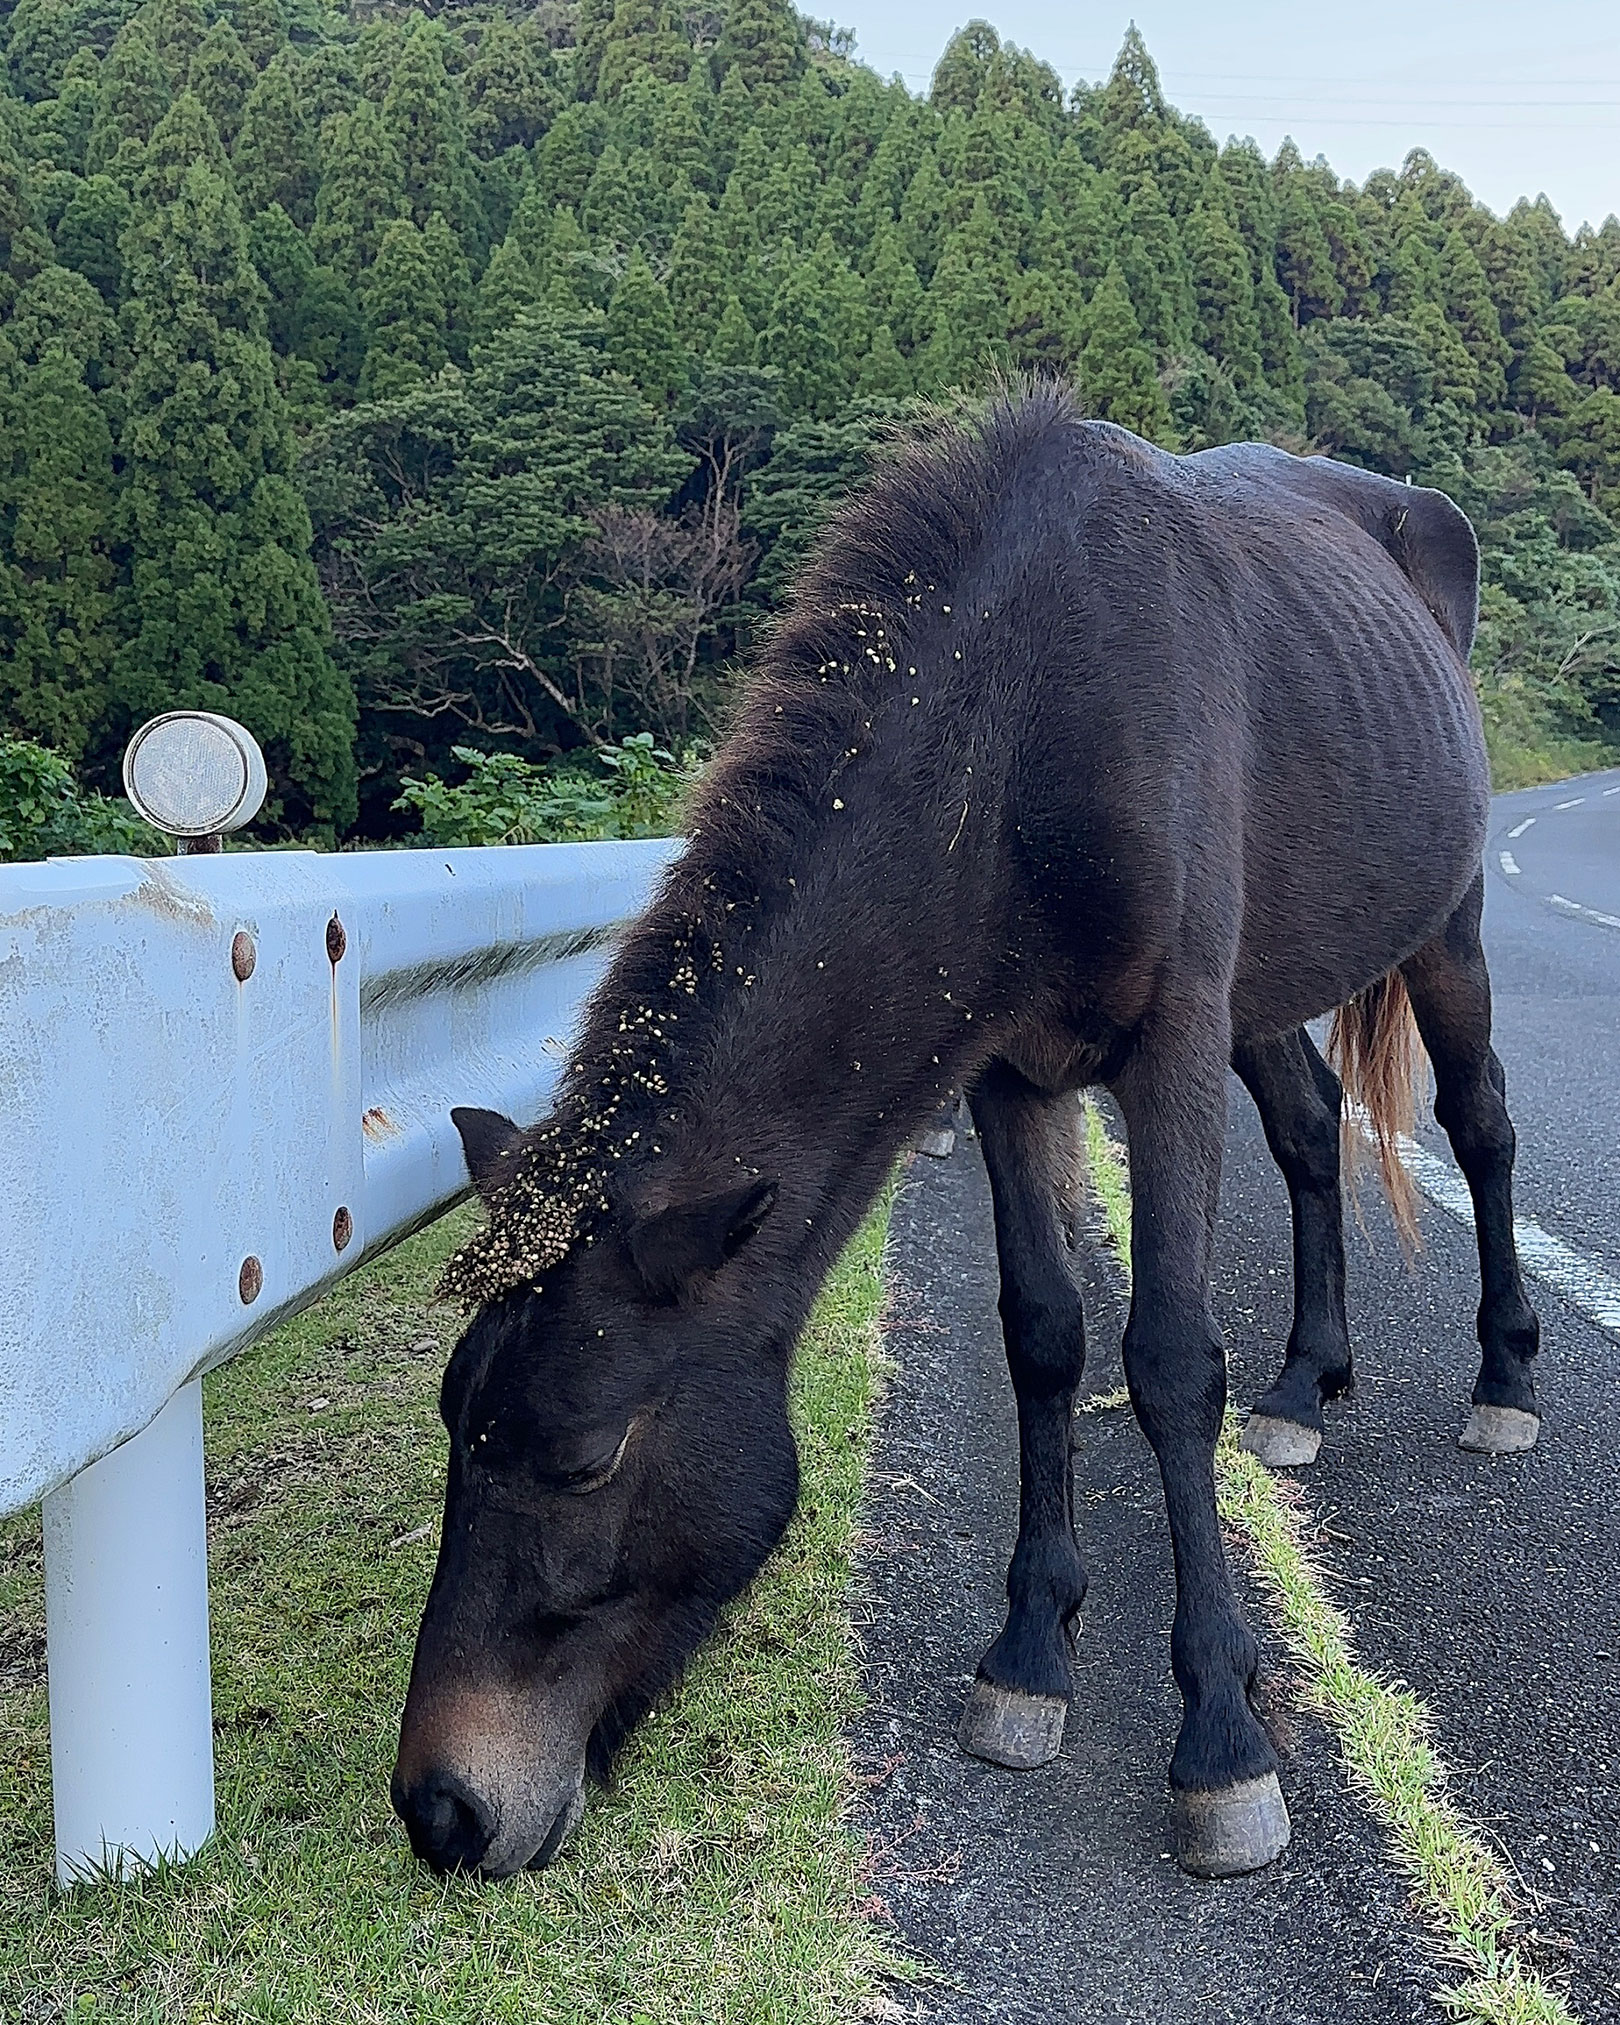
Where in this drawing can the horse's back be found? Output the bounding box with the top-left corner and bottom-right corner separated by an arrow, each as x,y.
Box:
1029,427 -> 1490,1035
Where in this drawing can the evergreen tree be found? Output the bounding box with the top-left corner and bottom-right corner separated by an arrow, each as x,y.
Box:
422,209 -> 473,367
359,217 -> 448,397
186,18 -> 256,150
146,0 -> 210,93
581,142 -> 639,250
1276,176 -> 1341,326
930,21 -> 996,118
234,53 -> 320,226
652,75 -> 712,194
86,21 -> 171,180
54,174 -> 130,303
605,246 -> 686,403
311,99 -> 406,284
898,147 -> 949,281
863,221 -> 925,352
7,0 -> 94,104
706,292 -> 755,366
856,321 -> 911,397
596,0 -> 691,101
505,185 -> 555,272
0,9 -> 1614,829
1119,172 -> 1192,357
0,128 -> 53,314
544,204 -> 604,313
249,200 -> 315,356
715,0 -> 806,96
0,267 -> 120,755
472,235 -> 539,352
223,0 -> 286,70
668,194 -> 727,347
709,62 -> 754,183
462,17 -> 558,159
918,203 -> 1006,387
1187,192 -> 1263,389
1006,267 -> 1077,372
1440,229 -> 1511,415
25,48 -> 102,172
534,102 -> 606,214
1077,258 -> 1172,441
1321,200 -> 1375,315
758,234 -> 863,415
309,302 -> 688,761
112,93 -> 355,829
383,19 -> 480,242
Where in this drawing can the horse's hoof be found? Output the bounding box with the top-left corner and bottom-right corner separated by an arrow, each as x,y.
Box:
1239,1414 -> 1322,1467
1458,1405 -> 1539,1454
958,1680 -> 1068,1769
1170,1772 -> 1292,1878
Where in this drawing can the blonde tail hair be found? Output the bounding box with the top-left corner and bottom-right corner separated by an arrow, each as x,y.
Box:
1328,971 -> 1425,1251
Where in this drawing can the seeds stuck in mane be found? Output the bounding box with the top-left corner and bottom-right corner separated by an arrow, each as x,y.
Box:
439,999 -> 677,1305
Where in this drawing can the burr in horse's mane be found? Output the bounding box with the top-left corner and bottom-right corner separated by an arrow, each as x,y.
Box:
396,384 -> 1537,1885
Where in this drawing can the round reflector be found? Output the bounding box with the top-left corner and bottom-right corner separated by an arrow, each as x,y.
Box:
122,713 -> 268,839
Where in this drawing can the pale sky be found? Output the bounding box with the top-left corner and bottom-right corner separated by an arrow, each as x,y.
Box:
837,2 -> 1620,233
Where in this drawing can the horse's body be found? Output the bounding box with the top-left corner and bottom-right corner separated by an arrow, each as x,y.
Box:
394,387 -> 1537,1882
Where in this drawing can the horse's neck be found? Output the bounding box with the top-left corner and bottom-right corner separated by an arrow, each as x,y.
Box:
636,803 -> 985,1253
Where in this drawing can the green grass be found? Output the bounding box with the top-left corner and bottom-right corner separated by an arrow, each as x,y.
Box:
1482,728 -> 1612,793
1078,1098 -> 1577,2025
0,1189 -> 901,2025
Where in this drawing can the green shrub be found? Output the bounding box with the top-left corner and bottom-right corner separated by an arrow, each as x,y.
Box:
0,739 -> 165,863
394,734 -> 690,846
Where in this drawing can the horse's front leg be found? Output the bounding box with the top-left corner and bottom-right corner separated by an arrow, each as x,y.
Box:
958,1060 -> 1089,1770
1113,1006 -> 1291,1877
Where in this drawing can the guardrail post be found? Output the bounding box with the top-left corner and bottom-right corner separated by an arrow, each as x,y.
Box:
42,1380 -> 215,1885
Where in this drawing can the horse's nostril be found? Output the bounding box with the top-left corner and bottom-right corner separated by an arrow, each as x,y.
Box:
395,1768 -> 495,1873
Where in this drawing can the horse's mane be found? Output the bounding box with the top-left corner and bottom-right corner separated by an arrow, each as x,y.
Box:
440,378 -> 1085,1306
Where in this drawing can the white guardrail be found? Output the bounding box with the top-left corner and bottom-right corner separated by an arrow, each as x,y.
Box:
0,838 -> 679,1883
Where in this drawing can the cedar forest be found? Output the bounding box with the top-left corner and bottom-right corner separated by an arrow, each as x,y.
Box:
1,0 -> 1618,850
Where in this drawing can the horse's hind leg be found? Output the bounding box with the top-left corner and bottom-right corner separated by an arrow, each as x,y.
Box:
1233,1029 -> 1352,1467
1400,873 -> 1541,1453
959,1060 -> 1089,1771
1112,1002 -> 1290,1876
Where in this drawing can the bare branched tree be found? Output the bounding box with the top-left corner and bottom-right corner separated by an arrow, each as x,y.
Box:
571,496 -> 754,742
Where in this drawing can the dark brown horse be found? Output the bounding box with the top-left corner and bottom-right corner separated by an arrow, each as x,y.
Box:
392,384 -> 1537,1882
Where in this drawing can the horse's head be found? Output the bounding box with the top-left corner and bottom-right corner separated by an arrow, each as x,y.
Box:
391,1109 -> 793,1877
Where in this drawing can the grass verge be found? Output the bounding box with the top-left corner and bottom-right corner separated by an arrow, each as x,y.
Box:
0,1187 -> 900,2025
1079,1098 -> 1577,2025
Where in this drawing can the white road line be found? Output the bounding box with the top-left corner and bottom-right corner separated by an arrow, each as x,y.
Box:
1605,786 -> 1620,797
1556,797 -> 1586,809
1507,818 -> 1536,838
1499,850 -> 1520,875
1549,892 -> 1620,930
1396,1135 -> 1620,1342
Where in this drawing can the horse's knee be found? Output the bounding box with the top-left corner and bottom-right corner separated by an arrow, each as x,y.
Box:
1000,1285 -> 1086,1395
1123,1314 -> 1226,1447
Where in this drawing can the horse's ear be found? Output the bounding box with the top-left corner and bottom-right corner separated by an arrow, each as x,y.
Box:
627,1178 -> 778,1300
451,1106 -> 524,1199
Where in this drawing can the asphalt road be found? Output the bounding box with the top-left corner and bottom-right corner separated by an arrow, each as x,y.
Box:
852,771 -> 1620,2022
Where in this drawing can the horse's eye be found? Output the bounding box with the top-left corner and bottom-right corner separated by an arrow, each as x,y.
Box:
553,1419 -> 640,1495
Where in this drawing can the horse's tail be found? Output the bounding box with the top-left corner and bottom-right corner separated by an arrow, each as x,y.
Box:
1327,971 -> 1425,1250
